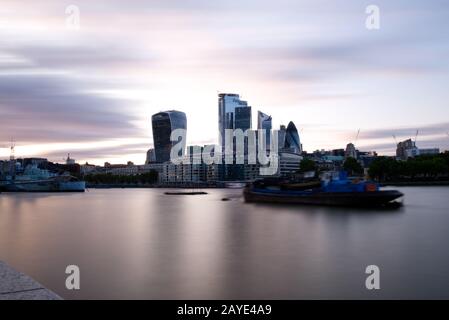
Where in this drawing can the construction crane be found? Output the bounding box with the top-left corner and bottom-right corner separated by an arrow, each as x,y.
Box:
392,134 -> 398,145
354,129 -> 360,144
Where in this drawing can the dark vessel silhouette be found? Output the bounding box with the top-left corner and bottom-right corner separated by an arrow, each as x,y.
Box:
244,172 -> 403,208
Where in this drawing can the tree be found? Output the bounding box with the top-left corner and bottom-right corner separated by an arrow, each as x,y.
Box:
368,153 -> 449,182
368,157 -> 394,181
298,158 -> 317,173
343,157 -> 364,176
84,170 -> 159,185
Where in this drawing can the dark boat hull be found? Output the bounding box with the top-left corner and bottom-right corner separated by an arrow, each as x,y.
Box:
244,188 -> 404,207
164,191 -> 208,195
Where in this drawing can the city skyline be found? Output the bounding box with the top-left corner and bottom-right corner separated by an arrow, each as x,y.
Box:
1,0 -> 449,165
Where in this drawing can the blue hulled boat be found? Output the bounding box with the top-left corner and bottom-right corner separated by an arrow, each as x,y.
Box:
244,172 -> 403,208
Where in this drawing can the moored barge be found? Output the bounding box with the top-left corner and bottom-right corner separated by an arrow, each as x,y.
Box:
244,172 -> 403,208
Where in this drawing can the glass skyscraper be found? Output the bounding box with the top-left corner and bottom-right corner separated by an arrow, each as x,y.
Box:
151,110 -> 187,163
278,125 -> 287,150
257,111 -> 272,149
284,121 -> 302,154
218,93 -> 252,147
278,122 -> 301,154
218,93 -> 253,181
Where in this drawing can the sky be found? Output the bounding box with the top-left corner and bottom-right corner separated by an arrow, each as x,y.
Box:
0,0 -> 449,165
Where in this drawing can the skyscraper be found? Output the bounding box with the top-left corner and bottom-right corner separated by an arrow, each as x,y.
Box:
345,143 -> 358,159
218,93 -> 252,147
145,148 -> 156,164
278,125 -> 287,150
284,121 -> 302,154
218,93 -> 253,181
257,111 -> 272,149
151,110 -> 187,163
234,107 -> 252,132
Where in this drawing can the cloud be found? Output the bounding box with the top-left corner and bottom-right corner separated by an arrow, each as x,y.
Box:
359,122 -> 449,141
1,0 -> 449,163
212,36 -> 444,87
0,38 -> 155,72
359,137 -> 449,155
0,73 -> 144,144
353,123 -> 449,154
39,141 -> 150,162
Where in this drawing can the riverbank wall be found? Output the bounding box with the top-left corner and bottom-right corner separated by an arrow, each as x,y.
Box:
0,261 -> 61,300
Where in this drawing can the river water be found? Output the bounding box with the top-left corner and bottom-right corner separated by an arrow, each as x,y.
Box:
0,187 -> 448,299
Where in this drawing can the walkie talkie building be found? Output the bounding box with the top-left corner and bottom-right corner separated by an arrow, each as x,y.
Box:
151,110 -> 187,163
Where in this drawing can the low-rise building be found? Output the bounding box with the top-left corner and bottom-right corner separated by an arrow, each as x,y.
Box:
92,163 -> 163,179
419,148 -> 440,156
278,151 -> 302,177
80,163 -> 98,175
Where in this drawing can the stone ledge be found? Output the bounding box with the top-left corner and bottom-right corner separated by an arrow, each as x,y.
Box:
0,261 -> 62,300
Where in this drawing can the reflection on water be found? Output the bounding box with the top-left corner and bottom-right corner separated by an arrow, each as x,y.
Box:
0,187 -> 449,299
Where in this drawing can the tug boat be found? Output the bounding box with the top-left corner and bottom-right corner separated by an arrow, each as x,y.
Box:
243,172 -> 403,208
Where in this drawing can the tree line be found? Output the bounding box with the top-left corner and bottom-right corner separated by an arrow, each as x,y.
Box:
84,170 -> 159,185
299,152 -> 449,182
368,153 -> 449,182
299,157 -> 364,176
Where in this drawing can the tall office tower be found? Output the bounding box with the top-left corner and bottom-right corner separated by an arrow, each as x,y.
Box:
235,107 -> 252,131
218,93 -> 252,147
345,143 -> 358,159
278,125 -> 287,150
151,110 -> 187,163
257,111 -> 272,149
284,121 -> 302,154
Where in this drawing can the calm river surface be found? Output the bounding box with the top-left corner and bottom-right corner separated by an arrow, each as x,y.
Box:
1,187 -> 449,299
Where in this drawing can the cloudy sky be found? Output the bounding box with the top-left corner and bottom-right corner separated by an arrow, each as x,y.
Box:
1,0 -> 448,165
